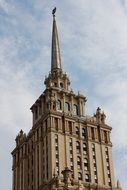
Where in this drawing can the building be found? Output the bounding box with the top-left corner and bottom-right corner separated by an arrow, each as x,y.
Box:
12,9 -> 122,190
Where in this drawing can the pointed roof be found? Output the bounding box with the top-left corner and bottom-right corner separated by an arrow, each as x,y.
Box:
51,9 -> 62,71
117,180 -> 122,189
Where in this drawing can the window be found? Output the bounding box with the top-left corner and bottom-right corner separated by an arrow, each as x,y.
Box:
54,82 -> 57,87
84,158 -> 88,164
91,128 -> 95,140
56,154 -> 59,159
77,156 -> 81,169
105,147 -> 108,155
92,143 -> 95,149
92,151 -> 95,156
56,158 -> 59,163
85,174 -> 90,182
104,131 -> 107,143
76,141 -> 80,153
64,102 -> 70,112
71,166 -> 74,171
83,143 -> 87,148
60,82 -> 63,88
69,138 -> 72,146
94,175 -> 97,179
82,128 -> 86,139
70,158 -> 73,162
84,166 -> 88,171
55,134 -> 58,140
57,100 -> 61,110
83,143 -> 87,154
76,127 -> 80,137
70,146 -> 72,150
70,154 -> 73,158
73,104 -> 78,115
108,178 -> 111,182
78,172 -> 82,180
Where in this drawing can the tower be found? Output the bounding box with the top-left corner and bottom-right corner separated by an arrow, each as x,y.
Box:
11,9 -> 121,190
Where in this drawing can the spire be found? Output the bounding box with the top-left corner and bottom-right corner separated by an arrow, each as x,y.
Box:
117,180 -> 122,189
51,8 -> 62,71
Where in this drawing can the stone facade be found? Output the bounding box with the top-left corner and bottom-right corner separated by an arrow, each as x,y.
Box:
11,11 -> 122,190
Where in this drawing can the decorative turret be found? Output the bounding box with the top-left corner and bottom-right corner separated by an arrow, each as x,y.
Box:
15,129 -> 26,146
117,180 -> 122,190
95,107 -> 106,124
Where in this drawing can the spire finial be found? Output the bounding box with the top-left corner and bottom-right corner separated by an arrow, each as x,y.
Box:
51,7 -> 62,71
52,7 -> 56,17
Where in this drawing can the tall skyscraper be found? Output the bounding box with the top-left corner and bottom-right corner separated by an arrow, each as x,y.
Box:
12,9 -> 122,190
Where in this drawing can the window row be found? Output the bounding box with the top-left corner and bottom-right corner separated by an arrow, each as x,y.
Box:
75,127 -> 87,139
57,100 -> 79,115
105,147 -> 111,186
78,172 -> 90,182
92,144 -> 98,183
76,141 -> 87,155
55,135 -> 59,175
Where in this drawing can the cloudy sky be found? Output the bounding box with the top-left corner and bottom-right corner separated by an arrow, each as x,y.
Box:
0,0 -> 127,189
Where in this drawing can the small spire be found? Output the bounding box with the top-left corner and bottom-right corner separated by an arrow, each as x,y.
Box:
51,8 -> 62,71
52,7 -> 56,17
117,180 -> 122,189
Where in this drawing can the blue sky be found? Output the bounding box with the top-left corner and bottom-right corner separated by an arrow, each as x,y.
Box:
0,0 -> 127,189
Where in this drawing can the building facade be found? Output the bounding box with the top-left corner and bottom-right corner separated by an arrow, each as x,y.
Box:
12,10 -> 122,190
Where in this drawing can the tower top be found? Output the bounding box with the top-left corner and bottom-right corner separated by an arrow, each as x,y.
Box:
51,8 -> 62,71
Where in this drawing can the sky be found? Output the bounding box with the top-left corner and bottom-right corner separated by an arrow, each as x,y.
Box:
0,0 -> 127,189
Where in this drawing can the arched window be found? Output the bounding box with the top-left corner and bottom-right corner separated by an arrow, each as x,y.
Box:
77,156 -> 81,169
92,143 -> 95,150
83,143 -> 87,155
60,82 -> 63,88
78,172 -> 82,180
76,141 -> 80,153
64,102 -> 70,112
57,100 -> 62,110
73,104 -> 78,115
91,128 -> 95,140
104,131 -> 107,143
85,174 -> 90,182
54,82 -> 57,87
82,128 -> 86,139
84,158 -> 88,172
84,158 -> 88,164
76,127 -> 80,137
